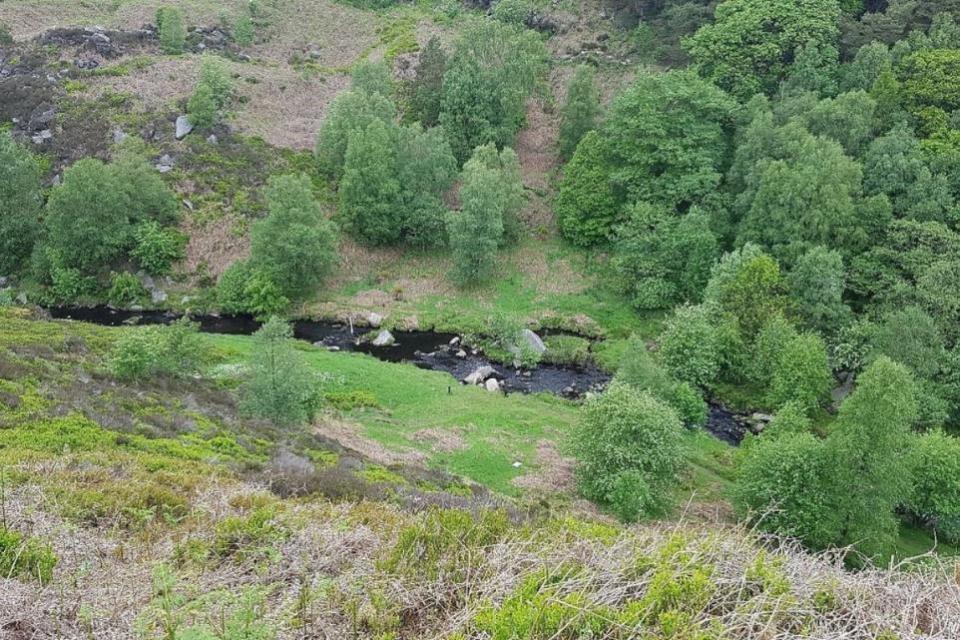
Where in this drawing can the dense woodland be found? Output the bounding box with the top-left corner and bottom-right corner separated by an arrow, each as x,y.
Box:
4,0 -> 960,636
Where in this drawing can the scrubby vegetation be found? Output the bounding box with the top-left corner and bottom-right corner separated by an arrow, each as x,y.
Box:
5,0 -> 960,633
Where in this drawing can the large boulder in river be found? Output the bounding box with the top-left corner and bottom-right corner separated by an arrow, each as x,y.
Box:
485,378 -> 501,392
371,329 -> 395,347
366,312 -> 383,328
464,366 -> 496,385
522,329 -> 547,355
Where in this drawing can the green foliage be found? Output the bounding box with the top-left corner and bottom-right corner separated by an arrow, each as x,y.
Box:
107,271 -> 147,306
492,0 -> 533,25
233,13 -> 255,46
902,48 -> 960,118
132,221 -> 187,276
0,22 -> 12,45
188,55 -> 234,130
211,506 -> 287,563
404,36 -> 446,127
616,335 -> 708,426
42,159 -> 133,275
573,381 -> 685,521
472,569 -> 614,639
339,119 -> 403,245
157,7 -> 186,54
324,389 -> 379,411
0,529 -> 57,585
767,332 -> 832,413
802,90 -> 876,156
554,130 -> 619,246
110,319 -> 209,382
827,357 -> 919,557
217,261 -> 290,318
907,430 -> 960,543
0,132 -> 42,275
316,90 -> 397,180
558,65 -> 600,162
684,0 -> 841,98
447,144 -> 523,286
41,154 -> 178,277
704,244 -> 787,339
352,60 -> 394,97
733,432 -> 836,549
250,174 -> 338,299
601,70 -> 736,211
787,246 -> 850,335
612,203 -> 718,311
659,305 -> 721,389
241,317 -> 317,427
439,21 -> 548,163
731,115 -> 889,266
382,508 -> 509,580
396,125 -> 457,248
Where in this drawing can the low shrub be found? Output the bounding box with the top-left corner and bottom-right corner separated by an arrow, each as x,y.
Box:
324,389 -> 380,411
381,508 -> 510,580
110,318 -> 209,381
0,529 -> 57,584
107,271 -> 147,306
131,221 -> 186,276
212,506 -> 287,563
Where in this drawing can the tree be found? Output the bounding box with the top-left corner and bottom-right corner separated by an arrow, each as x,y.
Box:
611,203 -> 717,310
801,90 -> 876,156
901,48 -> 960,118
703,244 -> 787,339
405,36 -> 447,127
396,124 -> 457,248
733,433 -> 837,547
572,381 -> 684,522
732,118 -> 891,266
188,55 -> 234,130
659,304 -> 721,388
617,335 -> 707,427
464,143 -> 524,245
43,159 -> 133,274
554,131 -> 619,246
558,65 -> 600,161
315,90 -> 396,180
907,430 -> 960,542
786,246 -> 850,334
241,317 -> 316,427
767,332 -> 832,413
351,60 -> 393,97
0,132 -> 42,275
838,41 -> 892,92
917,260 -> 960,341
601,70 -> 736,210
684,0 -> 841,99
439,21 -> 548,163
447,145 -> 509,285
250,174 -> 338,300
339,119 -> 403,245
826,356 -> 918,557
157,7 -> 186,54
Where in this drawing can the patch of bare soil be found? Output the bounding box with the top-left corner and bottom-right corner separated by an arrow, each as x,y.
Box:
512,439 -> 575,493
315,417 -> 427,467
181,213 -> 250,279
412,427 -> 468,453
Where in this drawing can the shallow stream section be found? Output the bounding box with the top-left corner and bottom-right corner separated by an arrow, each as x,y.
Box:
46,306 -> 747,444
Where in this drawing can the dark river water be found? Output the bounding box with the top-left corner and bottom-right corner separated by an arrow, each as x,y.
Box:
46,306 -> 744,444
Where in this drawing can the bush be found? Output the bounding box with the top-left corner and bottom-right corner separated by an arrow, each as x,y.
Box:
110,318 -> 208,381
573,381 -> 685,521
108,271 -> 147,306
659,305 -> 721,389
767,332 -> 832,413
493,0 -> 533,25
241,317 -> 317,427
187,83 -> 218,130
381,508 -> 509,580
131,221 -> 187,276
188,55 -> 233,130
216,261 -> 289,318
0,529 -> 57,585
616,335 -> 707,427
49,265 -> 95,303
250,174 -> 338,300
156,7 -> 186,54
907,431 -> 960,543
554,130 -> 619,246
233,14 -> 255,46
0,132 -> 43,275
0,22 -> 13,45
559,64 -> 600,161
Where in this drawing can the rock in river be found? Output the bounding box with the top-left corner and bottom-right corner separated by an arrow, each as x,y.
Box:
464,365 -> 496,385
371,329 -> 395,347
